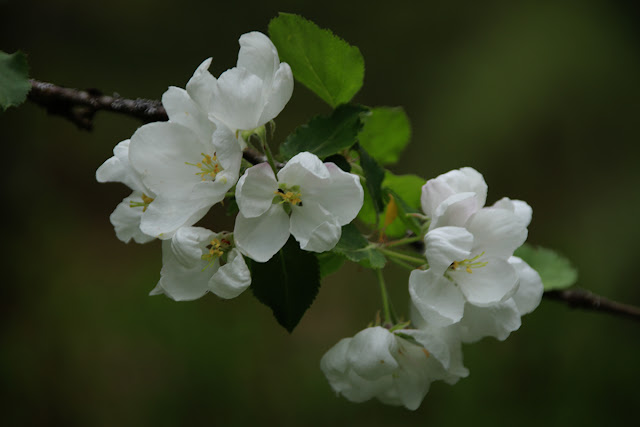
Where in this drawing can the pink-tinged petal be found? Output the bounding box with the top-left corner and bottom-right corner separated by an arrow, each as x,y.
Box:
429,192 -> 479,230
236,163 -> 278,218
109,192 -> 155,244
209,248 -> 251,299
234,205 -> 290,262
509,256 -> 543,315
493,197 -> 533,228
290,201 -> 341,252
310,163 -> 364,225
186,57 -> 216,110
129,122 -> 208,196
458,300 -> 521,343
424,226 -> 473,275
465,207 -> 528,259
347,327 -> 399,381
453,257 -> 519,306
258,63 -> 294,125
409,269 -> 465,327
237,32 -> 279,88
210,67 -> 263,130
162,86 -> 215,143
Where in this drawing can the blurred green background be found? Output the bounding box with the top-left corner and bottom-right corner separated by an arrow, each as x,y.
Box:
2,0 -> 640,425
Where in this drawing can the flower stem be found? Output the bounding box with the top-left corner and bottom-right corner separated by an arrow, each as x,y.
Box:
384,235 -> 423,249
262,137 -> 279,176
379,248 -> 426,265
388,257 -> 417,271
375,269 -> 392,324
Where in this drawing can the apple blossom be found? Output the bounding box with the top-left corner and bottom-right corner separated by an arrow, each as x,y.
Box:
233,152 -> 364,262
150,226 -> 251,301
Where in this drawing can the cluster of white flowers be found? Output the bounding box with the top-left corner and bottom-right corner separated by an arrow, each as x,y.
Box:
321,168 -> 543,409
97,31 -> 364,300
96,29 -> 543,411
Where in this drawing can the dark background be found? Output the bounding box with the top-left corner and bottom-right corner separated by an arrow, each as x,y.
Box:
2,0 -> 639,425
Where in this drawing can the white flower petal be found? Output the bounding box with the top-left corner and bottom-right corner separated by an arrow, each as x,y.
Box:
234,204 -> 290,262
209,248 -> 251,299
170,227 -> 215,268
109,192 -> 155,244
459,300 -> 522,343
347,327 -> 399,381
139,194 -> 213,240
290,201 -> 341,252
162,86 -> 215,143
409,269 -> 466,326
466,207 -> 528,259
493,197 -> 533,228
129,122 -> 208,196
211,122 -> 242,174
157,239 -> 213,301
277,151 -> 331,185
509,256 -> 544,315
258,62 -> 294,125
421,167 -> 487,218
186,57 -> 217,110
429,192 -> 479,230
237,32 -> 279,89
210,67 -> 264,130
96,139 -> 146,192
453,257 -> 519,306
424,226 -> 474,275
311,163 -> 364,225
236,163 -> 279,218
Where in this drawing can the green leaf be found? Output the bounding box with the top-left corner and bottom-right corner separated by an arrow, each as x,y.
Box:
358,107 -> 411,165
269,13 -> 365,107
250,238 -> 321,332
323,154 -> 351,172
317,252 -> 346,279
332,224 -> 386,269
514,244 -> 578,291
280,104 -> 366,160
356,144 -> 385,214
0,51 -> 30,111
382,173 -> 425,237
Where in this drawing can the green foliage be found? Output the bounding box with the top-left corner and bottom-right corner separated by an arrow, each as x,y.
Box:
358,107 -> 411,165
269,13 -> 365,107
317,252 -> 346,279
250,238 -> 321,332
0,51 -> 30,111
356,144 -> 385,214
332,224 -> 386,269
515,243 -> 578,291
279,104 -> 366,160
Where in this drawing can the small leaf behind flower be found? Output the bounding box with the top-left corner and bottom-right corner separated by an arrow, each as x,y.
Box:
515,244 -> 578,291
358,107 -> 412,165
332,224 -> 386,269
251,238 -> 321,333
280,104 -> 366,159
269,13 -> 365,107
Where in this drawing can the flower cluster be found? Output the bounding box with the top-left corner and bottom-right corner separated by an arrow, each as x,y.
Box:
321,168 -> 543,409
96,24 -> 544,411
97,31 -> 364,301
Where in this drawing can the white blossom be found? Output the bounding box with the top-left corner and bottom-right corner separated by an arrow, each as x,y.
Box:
233,152 -> 363,262
150,227 -> 251,301
320,324 -> 467,410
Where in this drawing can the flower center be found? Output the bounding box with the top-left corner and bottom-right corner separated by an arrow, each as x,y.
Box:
129,193 -> 154,212
273,184 -> 303,207
449,252 -> 488,274
201,237 -> 232,270
186,152 -> 222,181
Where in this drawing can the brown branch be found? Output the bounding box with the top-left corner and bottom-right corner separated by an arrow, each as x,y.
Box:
543,289 -> 640,322
24,79 -> 640,322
